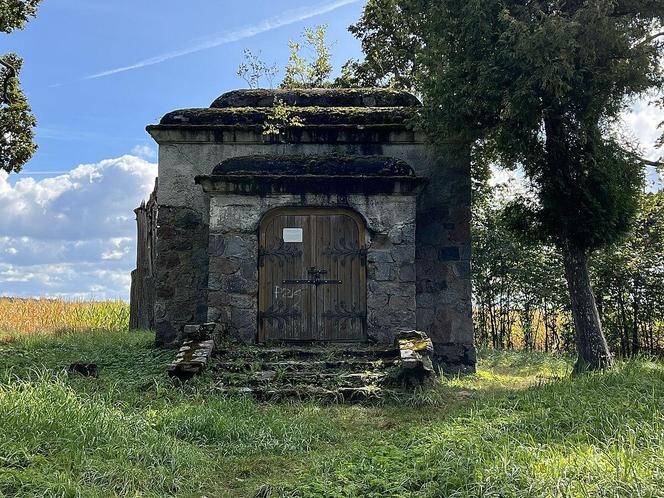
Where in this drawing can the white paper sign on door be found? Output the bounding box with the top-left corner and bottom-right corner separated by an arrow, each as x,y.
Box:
283,228 -> 303,243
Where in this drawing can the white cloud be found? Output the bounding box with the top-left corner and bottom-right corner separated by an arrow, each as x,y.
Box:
622,98 -> 663,161
131,144 -> 157,160
0,155 -> 156,300
622,98 -> 664,191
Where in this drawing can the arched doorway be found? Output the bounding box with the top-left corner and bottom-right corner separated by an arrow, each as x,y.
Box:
258,207 -> 367,342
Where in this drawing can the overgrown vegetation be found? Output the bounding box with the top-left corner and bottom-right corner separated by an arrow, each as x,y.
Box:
236,25 -> 334,90
1,326 -> 662,497
474,187 -> 664,357
349,0 -> 664,372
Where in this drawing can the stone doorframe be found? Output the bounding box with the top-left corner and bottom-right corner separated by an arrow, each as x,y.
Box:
199,192 -> 428,344
196,163 -> 427,345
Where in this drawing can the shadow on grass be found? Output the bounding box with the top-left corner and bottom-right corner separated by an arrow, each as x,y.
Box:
271,360 -> 664,498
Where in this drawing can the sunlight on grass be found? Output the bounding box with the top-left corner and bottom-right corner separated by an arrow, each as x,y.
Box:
282,361 -> 664,497
1,329 -> 662,497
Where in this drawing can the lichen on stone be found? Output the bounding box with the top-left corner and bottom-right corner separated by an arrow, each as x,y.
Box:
158,106 -> 418,128
210,88 -> 422,109
211,154 -> 416,177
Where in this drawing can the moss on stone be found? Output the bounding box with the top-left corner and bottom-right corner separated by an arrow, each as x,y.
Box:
159,106 -> 418,127
210,88 -> 422,109
211,154 -> 416,177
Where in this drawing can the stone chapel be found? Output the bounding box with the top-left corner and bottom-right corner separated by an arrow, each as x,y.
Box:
137,88 -> 475,373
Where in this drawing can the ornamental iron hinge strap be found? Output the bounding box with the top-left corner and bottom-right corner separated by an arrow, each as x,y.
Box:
258,301 -> 302,324
321,304 -> 367,322
259,241 -> 303,266
323,238 -> 367,263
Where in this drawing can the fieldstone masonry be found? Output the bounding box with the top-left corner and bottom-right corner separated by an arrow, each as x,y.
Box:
201,191 -> 418,344
144,88 -> 476,373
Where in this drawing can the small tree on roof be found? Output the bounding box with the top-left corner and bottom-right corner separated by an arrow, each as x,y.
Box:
281,25 -> 333,89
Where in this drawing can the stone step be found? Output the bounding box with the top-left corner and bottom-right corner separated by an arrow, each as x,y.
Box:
218,370 -> 388,388
218,385 -> 402,402
212,358 -> 396,374
215,345 -> 398,361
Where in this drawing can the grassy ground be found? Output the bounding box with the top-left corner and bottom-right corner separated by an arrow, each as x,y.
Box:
0,329 -> 663,497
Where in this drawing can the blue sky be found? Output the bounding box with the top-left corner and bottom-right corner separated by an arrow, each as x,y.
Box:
9,0 -> 366,174
0,0 -> 661,300
0,0 -> 367,300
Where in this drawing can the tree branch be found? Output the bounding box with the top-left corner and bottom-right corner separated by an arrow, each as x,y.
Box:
639,157 -> 663,168
0,57 -> 17,104
634,31 -> 664,49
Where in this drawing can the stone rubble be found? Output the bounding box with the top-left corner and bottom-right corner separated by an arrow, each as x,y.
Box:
394,330 -> 436,386
168,323 -> 216,380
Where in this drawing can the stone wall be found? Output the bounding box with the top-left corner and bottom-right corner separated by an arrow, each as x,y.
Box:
407,145 -> 475,372
148,129 -> 475,370
154,205 -> 209,345
206,193 -> 417,344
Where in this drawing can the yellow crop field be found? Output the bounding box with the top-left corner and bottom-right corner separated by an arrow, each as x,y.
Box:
0,298 -> 129,338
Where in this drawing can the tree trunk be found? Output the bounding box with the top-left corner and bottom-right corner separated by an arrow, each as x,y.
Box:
561,239 -> 614,373
631,282 -> 640,356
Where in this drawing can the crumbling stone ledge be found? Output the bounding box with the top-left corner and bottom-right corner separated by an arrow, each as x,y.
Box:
393,330 -> 436,387
167,322 -> 219,380
167,339 -> 214,380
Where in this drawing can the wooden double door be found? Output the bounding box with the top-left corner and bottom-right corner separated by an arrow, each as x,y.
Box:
258,208 -> 367,342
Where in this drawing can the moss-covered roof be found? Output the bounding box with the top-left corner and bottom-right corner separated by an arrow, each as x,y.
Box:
159,106 -> 416,127
211,155 -> 416,177
210,88 -> 421,108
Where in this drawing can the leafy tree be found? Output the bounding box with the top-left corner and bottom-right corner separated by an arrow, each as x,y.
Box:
473,183 -> 573,353
236,49 -> 279,89
281,25 -> 333,88
236,25 -> 335,90
350,0 -> 664,372
0,0 -> 41,173
592,191 -> 664,357
0,0 -> 40,32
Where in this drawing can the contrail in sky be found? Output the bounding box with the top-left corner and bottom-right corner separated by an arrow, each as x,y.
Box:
83,0 -> 363,80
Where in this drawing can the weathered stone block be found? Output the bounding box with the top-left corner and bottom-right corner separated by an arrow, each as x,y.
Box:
167,339 -> 215,380
433,343 -> 476,374
399,263 -> 416,282
369,262 -> 397,282
388,295 -> 416,312
438,246 -> 460,261
390,330 -> 436,387
367,250 -> 394,264
416,279 -> 448,294
209,256 -> 241,275
392,245 -> 415,264
223,236 -> 254,258
223,275 -> 258,294
208,234 -> 225,256
231,308 -> 257,330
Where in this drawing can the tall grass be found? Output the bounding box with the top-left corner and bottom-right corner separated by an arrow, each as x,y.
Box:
0,298 -> 129,338
0,371 -> 211,497
281,361 -> 664,497
0,330 -> 339,497
1,302 -> 662,497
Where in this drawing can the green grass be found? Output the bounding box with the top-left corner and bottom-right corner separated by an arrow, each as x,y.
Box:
1,331 -> 663,497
